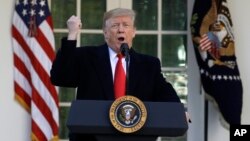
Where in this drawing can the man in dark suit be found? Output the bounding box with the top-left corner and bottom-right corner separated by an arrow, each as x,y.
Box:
50,8 -> 181,141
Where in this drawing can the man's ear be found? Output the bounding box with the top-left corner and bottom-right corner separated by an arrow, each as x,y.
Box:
132,33 -> 135,38
132,28 -> 136,38
103,30 -> 109,40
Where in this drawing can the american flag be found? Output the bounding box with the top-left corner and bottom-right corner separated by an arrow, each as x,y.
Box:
12,0 -> 59,140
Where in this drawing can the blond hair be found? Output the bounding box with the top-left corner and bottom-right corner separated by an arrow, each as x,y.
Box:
102,8 -> 136,29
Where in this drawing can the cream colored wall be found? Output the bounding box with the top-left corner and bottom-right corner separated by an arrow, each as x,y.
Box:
229,0 -> 250,125
187,0 -> 205,140
0,0 -> 249,141
0,0 -> 30,141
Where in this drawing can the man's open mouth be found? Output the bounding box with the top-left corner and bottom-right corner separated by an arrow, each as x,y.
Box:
118,37 -> 125,42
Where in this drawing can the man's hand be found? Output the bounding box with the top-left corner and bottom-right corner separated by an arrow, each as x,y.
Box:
186,112 -> 192,123
67,15 -> 82,40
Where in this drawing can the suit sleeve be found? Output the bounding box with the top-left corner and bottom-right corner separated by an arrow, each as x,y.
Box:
153,58 -> 181,102
50,37 -> 80,87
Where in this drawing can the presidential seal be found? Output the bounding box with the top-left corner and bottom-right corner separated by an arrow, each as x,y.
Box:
109,95 -> 147,133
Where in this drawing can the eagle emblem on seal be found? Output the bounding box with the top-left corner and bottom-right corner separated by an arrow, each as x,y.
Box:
119,104 -> 137,125
109,95 -> 147,133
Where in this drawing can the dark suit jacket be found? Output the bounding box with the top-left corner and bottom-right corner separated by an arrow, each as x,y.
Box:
50,38 -> 181,141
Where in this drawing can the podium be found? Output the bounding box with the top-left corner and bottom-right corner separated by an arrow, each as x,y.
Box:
67,100 -> 188,141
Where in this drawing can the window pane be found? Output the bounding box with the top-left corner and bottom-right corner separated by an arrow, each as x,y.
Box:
80,34 -> 104,46
51,0 -> 76,28
133,35 -> 157,57
59,87 -> 76,102
162,35 -> 187,67
133,0 -> 157,30
162,0 -> 187,30
59,106 -> 70,139
162,71 -> 187,105
81,0 -> 106,29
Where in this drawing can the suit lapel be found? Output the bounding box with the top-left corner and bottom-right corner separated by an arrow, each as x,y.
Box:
128,49 -> 142,96
93,44 -> 114,100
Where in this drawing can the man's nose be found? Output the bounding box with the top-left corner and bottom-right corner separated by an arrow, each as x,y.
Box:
118,25 -> 125,32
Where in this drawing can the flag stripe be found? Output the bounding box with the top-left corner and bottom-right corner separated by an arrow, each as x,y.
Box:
14,41 -> 58,135
14,68 -> 32,98
36,24 -> 55,62
12,12 -> 53,78
37,18 -> 55,61
12,26 -> 58,105
12,1 -> 58,140
32,87 -> 58,135
14,53 -> 32,110
32,90 -> 58,134
42,16 -> 55,47
14,38 -> 59,124
13,54 -> 32,95
14,82 -> 31,111
32,102 -> 53,140
32,120 -> 48,141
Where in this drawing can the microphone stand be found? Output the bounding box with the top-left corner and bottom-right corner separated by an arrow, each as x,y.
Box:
125,51 -> 130,95
120,43 -> 130,95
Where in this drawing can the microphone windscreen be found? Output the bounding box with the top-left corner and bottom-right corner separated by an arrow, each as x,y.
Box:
120,43 -> 129,55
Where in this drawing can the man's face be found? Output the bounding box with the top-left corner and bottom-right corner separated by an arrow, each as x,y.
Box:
104,16 -> 136,53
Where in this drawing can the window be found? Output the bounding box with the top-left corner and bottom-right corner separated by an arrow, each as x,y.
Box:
132,1 -> 188,141
50,0 -> 106,139
50,0 -> 188,140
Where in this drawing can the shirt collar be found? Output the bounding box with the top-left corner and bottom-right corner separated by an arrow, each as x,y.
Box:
108,47 -> 118,60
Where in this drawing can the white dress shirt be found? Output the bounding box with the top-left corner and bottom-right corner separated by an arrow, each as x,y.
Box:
108,47 -> 126,81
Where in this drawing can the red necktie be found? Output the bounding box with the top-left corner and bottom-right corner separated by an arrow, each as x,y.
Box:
114,53 -> 126,99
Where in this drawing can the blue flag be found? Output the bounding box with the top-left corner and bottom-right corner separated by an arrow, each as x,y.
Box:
190,0 -> 243,128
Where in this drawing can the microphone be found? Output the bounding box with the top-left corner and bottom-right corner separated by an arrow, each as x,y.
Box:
120,43 -> 130,62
